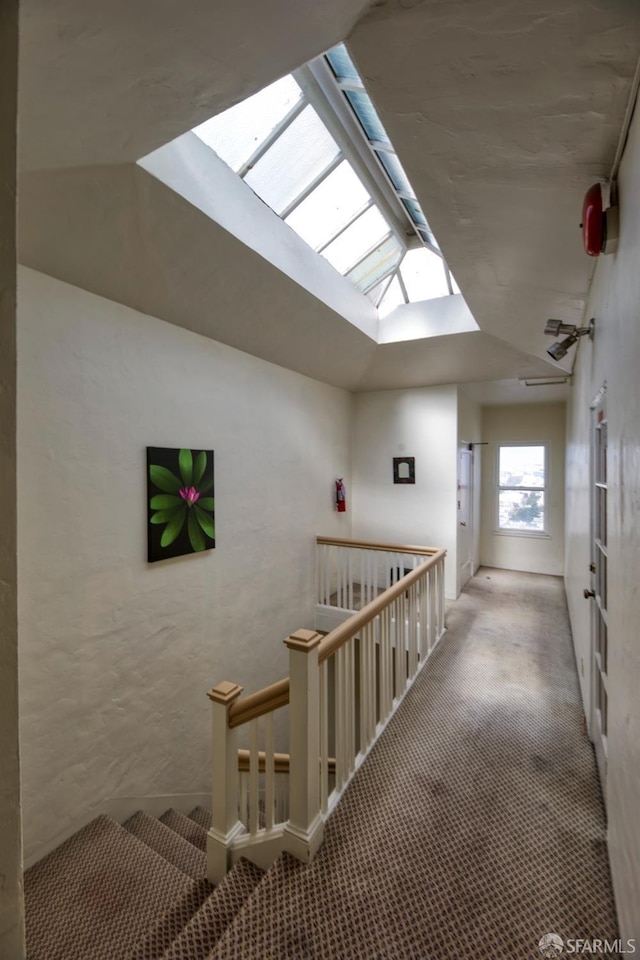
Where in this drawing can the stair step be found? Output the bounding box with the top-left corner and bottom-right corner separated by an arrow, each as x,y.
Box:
160,858 -> 264,960
25,814 -> 189,960
188,805 -> 212,831
208,853 -> 301,960
124,878 -> 214,960
123,811 -> 207,880
160,808 -> 208,851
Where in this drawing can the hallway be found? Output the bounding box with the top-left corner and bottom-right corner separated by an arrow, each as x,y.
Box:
211,568 -> 618,959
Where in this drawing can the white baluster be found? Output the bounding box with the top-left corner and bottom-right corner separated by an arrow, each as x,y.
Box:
264,712 -> 275,831
283,629 -> 324,863
206,681 -> 245,884
249,719 -> 259,835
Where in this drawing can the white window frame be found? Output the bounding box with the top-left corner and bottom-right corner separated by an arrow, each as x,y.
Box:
495,443 -> 549,537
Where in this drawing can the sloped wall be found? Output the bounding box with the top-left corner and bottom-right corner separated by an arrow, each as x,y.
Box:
17,268 -> 352,864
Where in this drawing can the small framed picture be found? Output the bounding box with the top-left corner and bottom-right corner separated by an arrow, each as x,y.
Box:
393,457 -> 415,484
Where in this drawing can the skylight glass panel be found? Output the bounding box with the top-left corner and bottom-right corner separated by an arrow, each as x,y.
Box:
418,227 -> 438,250
193,75 -> 302,172
321,206 -> 390,274
344,90 -> 390,144
284,160 -> 370,250
244,106 -> 340,215
401,198 -> 427,228
400,249 -> 449,301
325,45 -> 360,82
378,275 -> 406,318
378,152 -> 414,197
346,235 -> 402,292
366,275 -> 393,306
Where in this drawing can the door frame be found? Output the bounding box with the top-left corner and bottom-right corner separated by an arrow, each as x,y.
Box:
457,442 -> 474,593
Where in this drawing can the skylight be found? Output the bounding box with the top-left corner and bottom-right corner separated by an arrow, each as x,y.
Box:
193,44 -> 458,313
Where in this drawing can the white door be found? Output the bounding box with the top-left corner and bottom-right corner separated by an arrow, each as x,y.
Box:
457,444 -> 473,591
589,387 -> 608,798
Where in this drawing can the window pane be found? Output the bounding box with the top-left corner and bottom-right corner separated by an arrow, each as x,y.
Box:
244,105 -> 340,215
345,90 -> 390,144
193,75 -> 302,172
321,206 -> 390,274
378,151 -> 414,195
326,44 -> 360,82
284,160 -> 370,250
499,446 -> 545,488
366,275 -> 393,306
499,491 -> 545,531
347,235 -> 402,291
378,275 -> 406,318
418,227 -> 439,250
401,198 -> 427,228
399,248 -> 449,301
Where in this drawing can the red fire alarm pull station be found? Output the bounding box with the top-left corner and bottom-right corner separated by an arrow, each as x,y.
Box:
581,182 -> 619,257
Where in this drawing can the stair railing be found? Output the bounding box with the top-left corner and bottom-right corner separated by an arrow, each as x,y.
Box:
207,537 -> 446,882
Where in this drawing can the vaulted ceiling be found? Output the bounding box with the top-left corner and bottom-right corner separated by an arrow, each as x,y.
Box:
17,0 -> 640,394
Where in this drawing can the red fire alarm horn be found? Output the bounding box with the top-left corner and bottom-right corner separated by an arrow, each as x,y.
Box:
581,182 -> 619,257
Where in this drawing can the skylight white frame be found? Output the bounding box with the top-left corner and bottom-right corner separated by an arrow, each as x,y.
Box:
297,52 -> 458,306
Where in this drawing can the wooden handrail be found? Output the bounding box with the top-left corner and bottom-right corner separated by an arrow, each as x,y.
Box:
318,548 -> 446,664
226,543 -> 446,726
228,677 -> 290,729
316,535 -> 440,556
237,749 -> 336,775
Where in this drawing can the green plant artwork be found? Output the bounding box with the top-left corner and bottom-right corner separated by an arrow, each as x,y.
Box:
147,447 -> 215,562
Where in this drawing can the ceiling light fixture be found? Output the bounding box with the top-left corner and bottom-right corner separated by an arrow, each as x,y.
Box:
544,318 -> 595,362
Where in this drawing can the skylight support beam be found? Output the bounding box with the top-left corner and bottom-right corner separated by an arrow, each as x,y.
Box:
334,77 -> 366,93
360,259 -> 399,296
396,270 -> 410,305
296,61 -> 411,247
444,263 -> 454,296
278,152 -> 343,221
315,199 -> 375,254
237,95 -> 306,180
341,229 -> 394,280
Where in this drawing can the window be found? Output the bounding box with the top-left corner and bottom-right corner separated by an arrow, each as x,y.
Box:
497,445 -> 546,534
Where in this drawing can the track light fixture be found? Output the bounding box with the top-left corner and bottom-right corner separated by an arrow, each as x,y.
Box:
544,318 -> 595,362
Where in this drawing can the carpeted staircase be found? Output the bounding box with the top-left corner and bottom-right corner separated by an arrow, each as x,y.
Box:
24,808 -> 264,960
24,570 -> 620,960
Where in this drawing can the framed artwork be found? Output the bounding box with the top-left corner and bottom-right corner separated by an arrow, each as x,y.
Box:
147,447 -> 215,562
393,456 -> 415,484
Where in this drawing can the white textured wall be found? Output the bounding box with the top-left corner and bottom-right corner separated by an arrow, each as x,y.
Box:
0,2 -> 25,955
565,97 -> 640,941
17,268 -> 352,864
351,386 -> 458,598
480,404 -> 565,575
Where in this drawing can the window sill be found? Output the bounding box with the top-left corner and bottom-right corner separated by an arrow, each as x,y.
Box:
493,529 -> 551,540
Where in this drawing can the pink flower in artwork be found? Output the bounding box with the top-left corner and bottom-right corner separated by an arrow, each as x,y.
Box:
179,486 -> 201,507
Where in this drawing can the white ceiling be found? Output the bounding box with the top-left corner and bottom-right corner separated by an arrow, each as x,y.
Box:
17,0 -> 640,398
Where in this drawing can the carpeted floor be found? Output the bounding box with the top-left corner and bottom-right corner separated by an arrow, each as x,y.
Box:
211,567 -> 618,960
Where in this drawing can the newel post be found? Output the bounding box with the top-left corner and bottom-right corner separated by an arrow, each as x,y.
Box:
283,629 -> 324,862
206,680 -> 244,883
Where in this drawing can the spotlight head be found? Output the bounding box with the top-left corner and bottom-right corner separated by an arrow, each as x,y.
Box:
547,334 -> 578,362
544,319 -> 577,337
